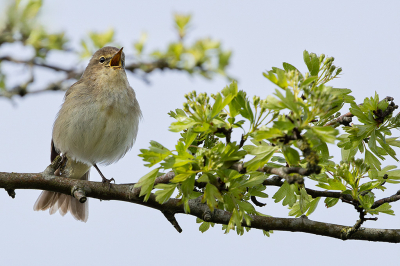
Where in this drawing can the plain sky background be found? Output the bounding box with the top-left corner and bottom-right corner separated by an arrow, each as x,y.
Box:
1,0 -> 399,265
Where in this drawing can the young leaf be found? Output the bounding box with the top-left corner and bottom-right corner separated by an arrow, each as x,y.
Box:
134,168 -> 159,201
282,146 -> 300,166
202,183 -> 223,211
154,183 -> 177,204
139,141 -> 172,167
310,126 -> 338,144
243,145 -> 277,171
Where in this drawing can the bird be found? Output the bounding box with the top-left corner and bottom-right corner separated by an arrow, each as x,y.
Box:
33,46 -> 142,222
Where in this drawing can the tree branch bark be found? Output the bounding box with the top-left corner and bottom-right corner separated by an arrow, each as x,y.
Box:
1,171 -> 399,243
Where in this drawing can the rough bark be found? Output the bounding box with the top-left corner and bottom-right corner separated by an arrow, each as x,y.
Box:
0,170 -> 399,243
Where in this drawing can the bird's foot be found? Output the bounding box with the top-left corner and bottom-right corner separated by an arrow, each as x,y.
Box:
101,176 -> 115,189
94,164 -> 115,189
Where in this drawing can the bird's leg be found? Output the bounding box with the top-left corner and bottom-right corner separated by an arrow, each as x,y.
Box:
93,164 -> 115,188
56,154 -> 68,176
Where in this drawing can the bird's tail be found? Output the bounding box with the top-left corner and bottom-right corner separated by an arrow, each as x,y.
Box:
33,171 -> 89,222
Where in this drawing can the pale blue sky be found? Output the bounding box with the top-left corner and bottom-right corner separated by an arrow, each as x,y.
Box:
0,0 -> 399,265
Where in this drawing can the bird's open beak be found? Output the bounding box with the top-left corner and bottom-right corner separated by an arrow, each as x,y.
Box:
110,47 -> 123,68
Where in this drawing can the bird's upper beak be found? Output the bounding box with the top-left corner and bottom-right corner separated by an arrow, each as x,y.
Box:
110,47 -> 123,68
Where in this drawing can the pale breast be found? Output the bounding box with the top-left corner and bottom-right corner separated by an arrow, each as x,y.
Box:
52,77 -> 141,165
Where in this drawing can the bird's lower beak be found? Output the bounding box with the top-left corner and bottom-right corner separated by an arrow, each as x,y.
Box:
110,47 -> 123,68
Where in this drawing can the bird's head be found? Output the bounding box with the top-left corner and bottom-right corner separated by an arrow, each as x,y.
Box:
87,46 -> 125,72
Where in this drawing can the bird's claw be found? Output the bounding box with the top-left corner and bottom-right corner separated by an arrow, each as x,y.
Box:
102,177 -> 115,189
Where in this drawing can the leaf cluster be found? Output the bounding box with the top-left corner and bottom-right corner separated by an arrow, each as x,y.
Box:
135,50 -> 400,235
0,3 -> 232,98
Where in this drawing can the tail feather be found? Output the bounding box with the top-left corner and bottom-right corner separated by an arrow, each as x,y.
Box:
33,171 -> 89,222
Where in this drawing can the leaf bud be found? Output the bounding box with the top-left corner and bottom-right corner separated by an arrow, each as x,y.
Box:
183,102 -> 190,112
253,96 -> 260,106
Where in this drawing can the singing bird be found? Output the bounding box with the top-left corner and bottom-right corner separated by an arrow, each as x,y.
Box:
34,47 -> 142,222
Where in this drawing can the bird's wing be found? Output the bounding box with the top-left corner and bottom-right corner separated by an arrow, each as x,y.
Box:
64,78 -> 85,98
51,139 -> 59,163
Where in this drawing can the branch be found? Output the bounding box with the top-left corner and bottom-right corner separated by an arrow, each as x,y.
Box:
147,166 -> 354,202
261,175 -> 353,202
1,171 -> 399,242
0,56 -> 213,98
324,111 -> 353,127
323,96 -> 397,127
0,56 -> 76,74
371,190 -> 400,209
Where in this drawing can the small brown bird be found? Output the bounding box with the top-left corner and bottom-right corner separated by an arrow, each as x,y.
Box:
33,47 -> 142,222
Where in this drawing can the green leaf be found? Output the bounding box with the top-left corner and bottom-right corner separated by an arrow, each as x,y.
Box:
327,178 -> 347,191
184,130 -> 197,149
169,117 -> 199,132
154,183 -> 177,204
368,130 -> 384,160
252,127 -> 283,141
370,203 -> 394,215
139,141 -> 172,167
211,84 -> 237,119
275,68 -> 288,89
171,172 -> 194,183
299,188 -> 311,214
243,145 -> 277,171
241,172 -> 266,187
211,93 -> 223,118
349,103 -> 371,124
199,222 -> 211,233
386,137 -> 400,148
272,181 -> 297,207
282,62 -> 304,79
324,197 -> 339,208
22,0 -> 42,19
273,120 -> 295,131
300,76 -> 318,87
377,137 -> 398,161
263,71 -> 278,85
341,170 -> 355,187
359,181 -> 382,192
365,149 -> 381,171
306,197 -> 321,216
202,183 -> 223,211
89,28 -> 114,49
133,168 -> 159,201
310,126 -> 338,144
282,146 -> 300,166
235,91 -> 254,124
359,192 -> 375,209
303,50 -> 320,76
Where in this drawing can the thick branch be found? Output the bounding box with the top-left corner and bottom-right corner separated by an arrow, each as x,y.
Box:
0,171 -> 399,242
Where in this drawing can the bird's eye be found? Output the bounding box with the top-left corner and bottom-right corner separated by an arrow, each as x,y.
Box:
99,57 -> 106,63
